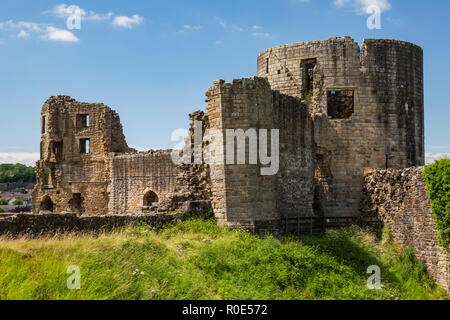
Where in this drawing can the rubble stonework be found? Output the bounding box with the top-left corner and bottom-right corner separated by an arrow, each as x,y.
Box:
361,167 -> 450,292
32,37 -> 425,232
258,37 -> 424,217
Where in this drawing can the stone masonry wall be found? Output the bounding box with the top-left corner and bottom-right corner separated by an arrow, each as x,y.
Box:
257,37 -> 425,218
108,150 -> 178,215
33,96 -> 135,216
0,213 -> 183,237
272,90 -> 315,222
205,77 -> 315,233
361,167 -> 449,292
205,78 -> 279,233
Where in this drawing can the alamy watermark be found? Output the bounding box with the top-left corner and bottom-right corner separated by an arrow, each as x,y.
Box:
367,265 -> 381,290
66,5 -> 82,30
67,265 -> 81,290
171,121 -> 280,176
366,5 -> 382,30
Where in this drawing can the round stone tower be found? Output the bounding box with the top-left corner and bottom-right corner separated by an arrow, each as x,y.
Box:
257,36 -> 424,217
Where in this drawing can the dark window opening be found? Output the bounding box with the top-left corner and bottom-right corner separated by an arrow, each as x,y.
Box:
327,90 -> 355,119
301,59 -> 317,97
70,193 -> 84,215
77,114 -> 90,129
40,196 -> 53,212
42,116 -> 46,134
266,58 -> 269,74
52,141 -> 63,161
80,139 -> 90,154
143,190 -> 159,207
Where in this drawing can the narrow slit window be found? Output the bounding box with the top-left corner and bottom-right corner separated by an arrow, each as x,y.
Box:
42,116 -> 46,134
300,58 -> 317,97
266,58 -> 269,74
80,139 -> 90,154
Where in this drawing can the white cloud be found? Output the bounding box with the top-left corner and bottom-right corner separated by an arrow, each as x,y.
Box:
5,20 -> 42,32
178,25 -> 202,33
425,153 -> 450,165
252,25 -> 263,30
130,146 -> 151,152
333,0 -> 391,14
0,20 -> 80,43
230,24 -> 244,33
214,17 -> 227,29
0,153 -> 40,166
213,18 -> 244,33
112,14 -> 144,28
41,26 -> 80,43
17,30 -> 29,38
45,4 -> 113,21
252,32 -> 272,38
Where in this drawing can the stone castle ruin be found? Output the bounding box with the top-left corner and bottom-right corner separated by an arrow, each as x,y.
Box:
21,36 -> 450,290
33,36 -> 425,232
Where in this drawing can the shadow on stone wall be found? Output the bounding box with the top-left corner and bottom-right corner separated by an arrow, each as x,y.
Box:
361,166 -> 449,293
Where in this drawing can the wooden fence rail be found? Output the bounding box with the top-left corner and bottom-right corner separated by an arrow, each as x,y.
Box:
281,216 -> 381,235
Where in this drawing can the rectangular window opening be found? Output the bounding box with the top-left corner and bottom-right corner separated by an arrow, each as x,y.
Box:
327,90 -> 355,119
80,139 -> 90,154
77,114 -> 90,129
52,141 -> 63,161
266,58 -> 269,74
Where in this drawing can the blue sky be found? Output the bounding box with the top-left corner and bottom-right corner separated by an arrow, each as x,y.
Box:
0,0 -> 449,165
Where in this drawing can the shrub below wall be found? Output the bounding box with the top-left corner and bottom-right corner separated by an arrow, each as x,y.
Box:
424,159 -> 450,248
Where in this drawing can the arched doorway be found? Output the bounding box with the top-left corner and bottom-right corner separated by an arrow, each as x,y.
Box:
143,190 -> 159,207
40,195 -> 54,212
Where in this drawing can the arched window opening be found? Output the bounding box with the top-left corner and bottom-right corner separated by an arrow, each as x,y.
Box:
40,196 -> 54,212
143,191 -> 159,207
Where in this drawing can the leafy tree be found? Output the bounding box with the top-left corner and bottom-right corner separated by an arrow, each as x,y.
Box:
0,199 -> 8,205
0,207 -> 4,213
13,200 -> 23,206
0,164 -> 36,183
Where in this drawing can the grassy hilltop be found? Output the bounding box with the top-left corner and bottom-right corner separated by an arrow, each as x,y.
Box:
0,219 -> 447,300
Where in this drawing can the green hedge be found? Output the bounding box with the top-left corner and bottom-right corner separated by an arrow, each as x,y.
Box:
424,158 -> 450,247
0,207 -> 4,213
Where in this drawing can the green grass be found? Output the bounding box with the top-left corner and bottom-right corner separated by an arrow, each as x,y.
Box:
0,219 -> 447,300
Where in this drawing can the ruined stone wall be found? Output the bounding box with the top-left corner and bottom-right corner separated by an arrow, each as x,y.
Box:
272,91 -> 315,221
361,167 -> 449,292
108,151 -> 178,215
205,77 -> 314,233
257,37 -> 425,217
32,96 -> 134,216
0,213 -> 183,237
32,96 -> 211,218
159,111 -> 213,215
